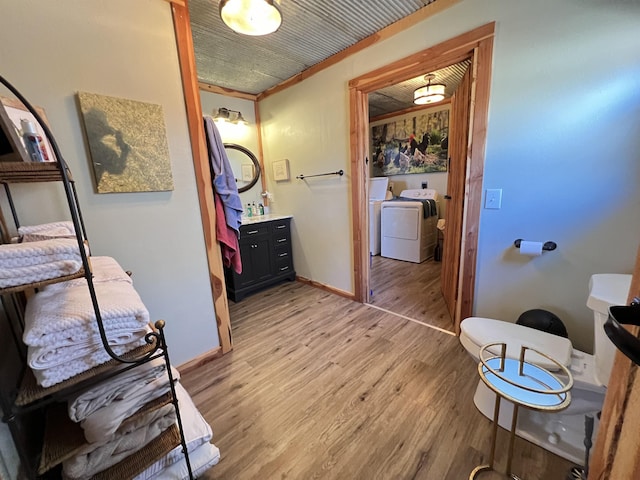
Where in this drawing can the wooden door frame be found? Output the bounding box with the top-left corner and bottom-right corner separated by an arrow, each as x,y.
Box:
589,244 -> 640,479
348,23 -> 495,333
171,1 -> 233,353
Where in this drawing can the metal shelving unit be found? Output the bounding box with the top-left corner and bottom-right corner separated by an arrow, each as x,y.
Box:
0,75 -> 193,479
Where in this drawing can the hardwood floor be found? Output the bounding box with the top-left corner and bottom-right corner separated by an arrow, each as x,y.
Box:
181,281 -> 574,479
369,255 -> 453,333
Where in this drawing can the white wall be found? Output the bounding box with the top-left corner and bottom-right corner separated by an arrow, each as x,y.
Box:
259,0 -> 640,352
0,0 -> 219,364
199,90 -> 265,207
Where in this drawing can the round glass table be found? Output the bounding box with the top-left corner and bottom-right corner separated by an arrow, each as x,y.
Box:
470,342 -> 574,480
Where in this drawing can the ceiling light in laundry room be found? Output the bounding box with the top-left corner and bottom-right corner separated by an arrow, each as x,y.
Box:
413,73 -> 446,105
219,0 -> 283,36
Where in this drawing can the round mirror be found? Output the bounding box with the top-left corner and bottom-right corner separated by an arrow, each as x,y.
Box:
224,143 -> 261,193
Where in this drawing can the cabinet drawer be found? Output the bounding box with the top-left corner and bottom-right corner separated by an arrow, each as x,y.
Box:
271,220 -> 290,234
273,234 -> 289,246
275,260 -> 293,275
240,224 -> 269,240
274,246 -> 291,262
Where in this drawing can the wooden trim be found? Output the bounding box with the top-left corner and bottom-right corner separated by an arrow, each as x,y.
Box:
171,2 -> 233,354
296,276 -> 356,301
257,0 -> 463,101
369,98 -> 451,124
163,0 -> 186,7
349,23 -> 495,93
589,245 -> 640,479
454,40 -> 493,333
177,346 -> 223,375
349,23 -> 495,320
349,87 -> 369,303
199,82 -> 258,102
254,102 -> 269,206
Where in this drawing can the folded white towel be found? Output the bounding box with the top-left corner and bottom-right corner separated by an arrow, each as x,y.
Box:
0,238 -> 82,288
23,281 -> 150,347
75,364 -> 181,443
43,256 -> 132,292
63,403 -> 176,480
143,442 -> 220,480
68,357 -> 168,422
32,336 -> 149,388
28,324 -> 149,370
19,221 -> 76,242
132,383 -> 215,480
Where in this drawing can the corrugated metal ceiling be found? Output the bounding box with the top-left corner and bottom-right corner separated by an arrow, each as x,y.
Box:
189,0 -> 438,95
189,1 -> 467,117
368,60 -> 471,118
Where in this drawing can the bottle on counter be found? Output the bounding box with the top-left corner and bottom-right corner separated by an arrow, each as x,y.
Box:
258,203 -> 264,216
252,201 -> 258,216
246,203 -> 253,217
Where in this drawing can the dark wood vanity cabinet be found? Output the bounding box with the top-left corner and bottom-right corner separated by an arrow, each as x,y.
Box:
224,217 -> 295,302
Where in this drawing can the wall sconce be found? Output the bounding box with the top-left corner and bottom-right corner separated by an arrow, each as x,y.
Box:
413,73 -> 446,105
219,0 -> 282,36
213,107 -> 248,126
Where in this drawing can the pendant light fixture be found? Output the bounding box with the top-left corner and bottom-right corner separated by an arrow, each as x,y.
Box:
219,0 -> 282,36
413,74 -> 446,105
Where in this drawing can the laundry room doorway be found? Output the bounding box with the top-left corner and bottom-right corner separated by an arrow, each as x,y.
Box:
349,23 -> 495,334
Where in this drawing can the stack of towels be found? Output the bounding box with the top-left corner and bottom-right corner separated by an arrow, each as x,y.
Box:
0,221 -> 81,289
13,222 -> 220,477
23,256 -> 149,387
63,362 -> 220,480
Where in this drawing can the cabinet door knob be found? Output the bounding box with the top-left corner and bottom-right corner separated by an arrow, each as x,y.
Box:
279,253 -> 288,257
279,266 -> 289,271
247,230 -> 259,235
277,238 -> 286,243
276,225 -> 286,229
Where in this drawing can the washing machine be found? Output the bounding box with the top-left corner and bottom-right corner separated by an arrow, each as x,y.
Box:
369,177 -> 389,255
380,189 -> 439,263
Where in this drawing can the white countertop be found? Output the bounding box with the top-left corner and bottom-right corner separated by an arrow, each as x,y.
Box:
240,213 -> 293,225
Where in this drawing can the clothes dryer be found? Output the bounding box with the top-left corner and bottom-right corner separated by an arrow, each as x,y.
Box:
380,189 -> 439,263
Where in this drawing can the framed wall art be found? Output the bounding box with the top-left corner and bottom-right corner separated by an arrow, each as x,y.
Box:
77,92 -> 174,193
272,159 -> 290,181
370,105 -> 449,176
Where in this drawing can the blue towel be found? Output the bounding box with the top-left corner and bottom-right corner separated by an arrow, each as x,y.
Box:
204,116 -> 243,234
390,197 -> 437,219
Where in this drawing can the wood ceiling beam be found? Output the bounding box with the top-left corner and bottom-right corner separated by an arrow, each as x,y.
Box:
199,82 -> 258,102
257,0 -> 462,102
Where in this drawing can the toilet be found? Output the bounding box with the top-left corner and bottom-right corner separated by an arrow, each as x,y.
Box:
459,273 -> 632,465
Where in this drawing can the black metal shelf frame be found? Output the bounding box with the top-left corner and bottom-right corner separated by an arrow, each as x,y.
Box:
0,74 -> 193,479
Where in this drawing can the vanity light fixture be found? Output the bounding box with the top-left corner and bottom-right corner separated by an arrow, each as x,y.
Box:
213,107 -> 248,125
219,0 -> 282,36
413,73 -> 446,105
233,111 -> 248,126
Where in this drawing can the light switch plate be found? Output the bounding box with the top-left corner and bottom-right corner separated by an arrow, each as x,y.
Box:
485,189 -> 502,209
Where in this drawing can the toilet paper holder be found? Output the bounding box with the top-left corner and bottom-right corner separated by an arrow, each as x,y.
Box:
513,239 -> 557,251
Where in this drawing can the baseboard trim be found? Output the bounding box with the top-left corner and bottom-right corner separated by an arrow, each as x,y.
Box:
177,346 -> 223,375
296,276 -> 355,300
